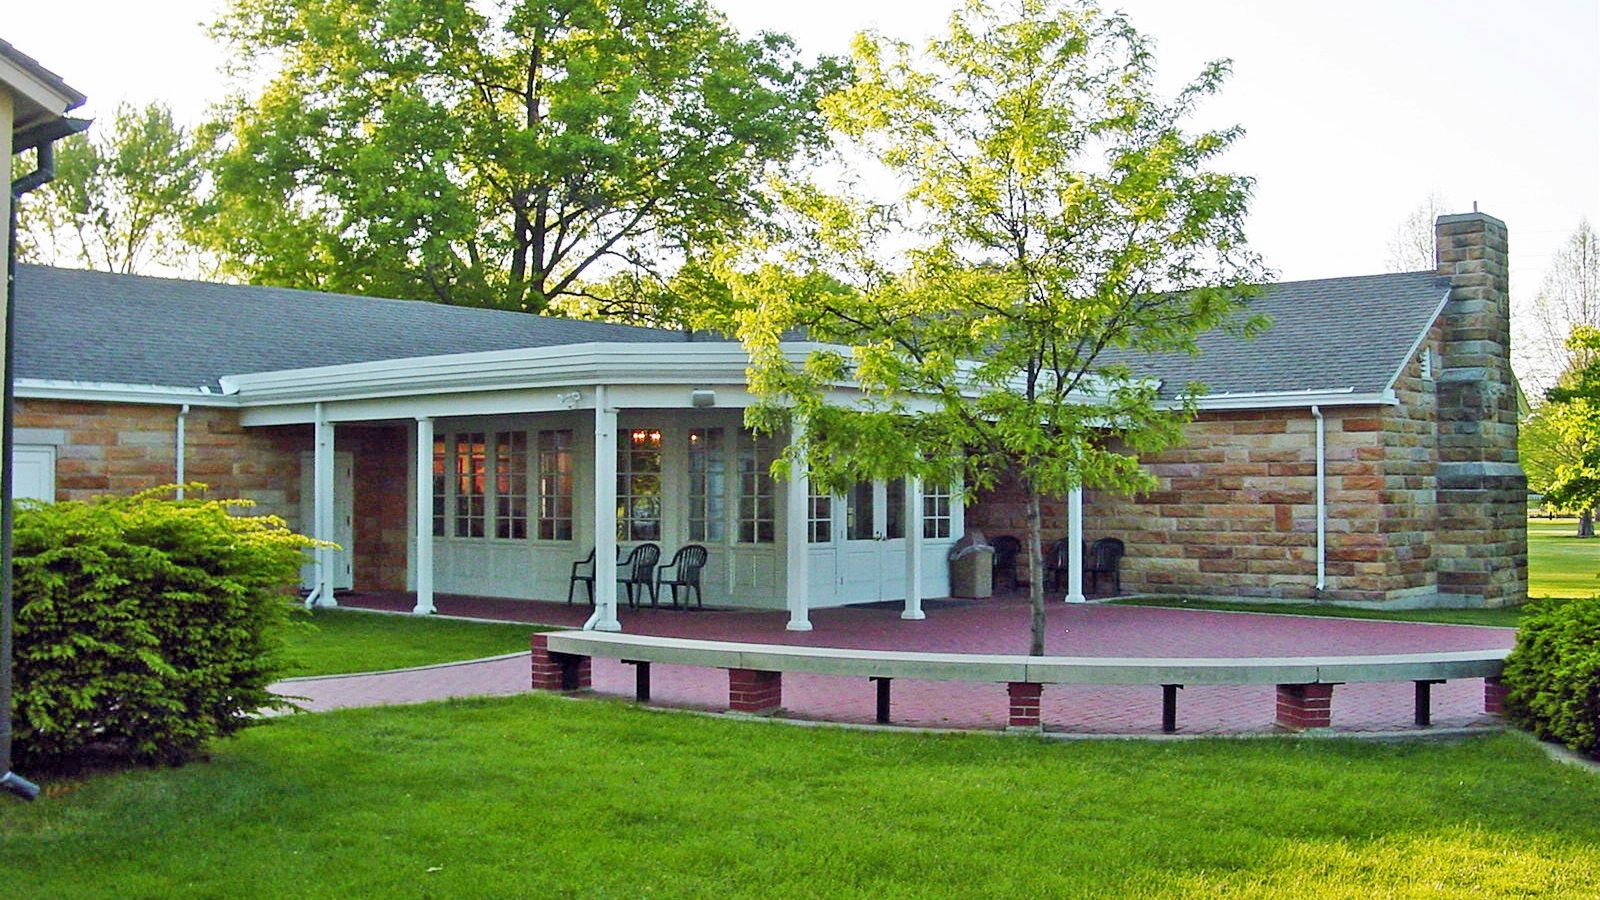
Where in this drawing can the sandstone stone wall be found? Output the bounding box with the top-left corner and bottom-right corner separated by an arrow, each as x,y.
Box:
1432,213 -> 1528,606
969,404 -> 1413,603
14,399 -> 411,593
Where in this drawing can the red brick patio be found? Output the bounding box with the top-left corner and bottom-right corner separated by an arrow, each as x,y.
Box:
281,592 -> 1515,735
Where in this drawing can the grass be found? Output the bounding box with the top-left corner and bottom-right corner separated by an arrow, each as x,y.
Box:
1115,517 -> 1600,627
1111,596 -> 1531,627
4,695 -> 1599,897
1528,517 -> 1600,601
280,608 -> 548,678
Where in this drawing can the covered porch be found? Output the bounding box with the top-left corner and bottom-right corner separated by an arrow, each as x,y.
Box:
226,343 -> 1099,631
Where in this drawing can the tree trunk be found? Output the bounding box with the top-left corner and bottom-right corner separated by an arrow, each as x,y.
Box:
1579,509 -> 1594,538
1026,490 -> 1046,656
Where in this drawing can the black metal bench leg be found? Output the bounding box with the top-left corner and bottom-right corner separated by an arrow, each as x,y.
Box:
624,660 -> 651,702
1414,680 -> 1442,727
1162,684 -> 1182,734
872,677 -> 892,724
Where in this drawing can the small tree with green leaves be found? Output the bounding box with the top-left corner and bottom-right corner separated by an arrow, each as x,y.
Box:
1542,327 -> 1600,528
15,102 -> 204,275
715,0 -> 1265,654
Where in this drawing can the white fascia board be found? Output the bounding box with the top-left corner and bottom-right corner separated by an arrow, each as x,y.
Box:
1190,388 -> 1397,411
0,58 -> 80,120
1381,287 -> 1453,396
219,342 -> 774,406
15,379 -> 238,408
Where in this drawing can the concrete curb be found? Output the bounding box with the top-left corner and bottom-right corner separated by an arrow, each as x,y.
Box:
1508,728 -> 1600,776
275,650 -> 532,685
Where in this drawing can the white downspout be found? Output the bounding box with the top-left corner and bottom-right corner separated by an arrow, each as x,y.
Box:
1311,405 -> 1326,593
174,404 -> 190,499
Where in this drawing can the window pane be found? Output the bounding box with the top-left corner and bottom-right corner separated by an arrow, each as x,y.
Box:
923,483 -> 953,539
737,429 -> 776,544
689,428 -> 726,542
432,436 -> 447,537
455,433 -> 486,538
808,486 -> 832,543
847,481 -> 874,540
618,428 -> 663,542
494,431 -> 528,540
537,430 -> 574,541
885,478 -> 905,540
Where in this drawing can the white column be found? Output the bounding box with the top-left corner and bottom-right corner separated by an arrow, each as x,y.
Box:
1066,485 -> 1086,603
312,403 -> 337,608
902,475 -> 925,620
413,416 -> 435,614
784,417 -> 812,632
586,387 -> 622,632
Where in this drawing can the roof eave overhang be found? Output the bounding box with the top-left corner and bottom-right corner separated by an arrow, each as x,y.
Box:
15,379 -> 238,407
1189,387 -> 1399,411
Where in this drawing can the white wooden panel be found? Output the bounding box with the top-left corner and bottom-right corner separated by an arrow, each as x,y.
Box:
10,445 -> 55,503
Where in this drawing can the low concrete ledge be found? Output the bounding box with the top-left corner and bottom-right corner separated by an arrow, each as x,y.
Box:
543,632 -> 1508,687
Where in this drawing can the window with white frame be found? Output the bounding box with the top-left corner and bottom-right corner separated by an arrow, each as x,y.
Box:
923,483 -> 952,539
619,428 -> 663,541
737,429 -> 776,543
454,433 -> 487,538
537,429 -> 574,541
808,485 -> 832,543
432,436 -> 447,536
494,431 -> 529,540
688,428 -> 726,541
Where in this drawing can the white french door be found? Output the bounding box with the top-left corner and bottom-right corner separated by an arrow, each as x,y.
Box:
838,478 -> 909,603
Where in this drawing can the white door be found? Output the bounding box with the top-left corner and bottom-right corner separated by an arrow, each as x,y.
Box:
10,445 -> 56,503
299,452 -> 355,590
837,478 -> 909,603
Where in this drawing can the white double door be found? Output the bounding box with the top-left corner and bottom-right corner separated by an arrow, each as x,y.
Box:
838,478 -> 910,603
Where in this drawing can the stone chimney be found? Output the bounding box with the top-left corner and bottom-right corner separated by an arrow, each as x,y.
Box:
1432,211 -> 1527,606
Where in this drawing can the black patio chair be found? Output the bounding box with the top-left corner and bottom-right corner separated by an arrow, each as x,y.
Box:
657,544 -> 709,609
567,547 -> 596,605
1045,537 -> 1073,590
991,534 -> 1024,590
1086,537 -> 1126,596
618,542 -> 662,609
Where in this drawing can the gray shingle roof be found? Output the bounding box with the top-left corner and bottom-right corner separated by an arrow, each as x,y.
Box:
13,265 -> 700,391
1098,271 -> 1449,397
13,265 -> 1447,400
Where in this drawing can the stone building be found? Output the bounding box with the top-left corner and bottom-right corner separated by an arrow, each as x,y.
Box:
9,212 -> 1526,623
969,212 -> 1527,608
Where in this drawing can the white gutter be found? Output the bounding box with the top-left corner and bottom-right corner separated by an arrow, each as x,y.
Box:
15,378 -> 236,407
174,404 -> 189,500
1311,405 -> 1326,593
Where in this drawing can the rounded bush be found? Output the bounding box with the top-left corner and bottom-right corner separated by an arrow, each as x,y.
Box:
11,486 -> 316,769
1502,598 -> 1600,757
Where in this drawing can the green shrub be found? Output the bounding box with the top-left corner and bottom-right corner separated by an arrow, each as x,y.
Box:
11,486 -> 317,768
1503,598 -> 1600,756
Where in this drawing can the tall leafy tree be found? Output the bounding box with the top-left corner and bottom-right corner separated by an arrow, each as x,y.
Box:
1539,326 -> 1600,536
715,0 -> 1265,654
15,102 -> 203,274
1518,220 -> 1600,395
200,0 -> 844,317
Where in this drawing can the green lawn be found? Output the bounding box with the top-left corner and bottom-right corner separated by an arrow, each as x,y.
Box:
280,609 -> 547,678
1528,517 -> 1600,600
4,695 -> 1598,897
1111,596 -> 1530,627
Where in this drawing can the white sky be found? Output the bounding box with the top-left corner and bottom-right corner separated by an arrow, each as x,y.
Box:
6,0 -> 1598,302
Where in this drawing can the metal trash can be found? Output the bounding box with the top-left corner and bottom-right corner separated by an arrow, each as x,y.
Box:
948,529 -> 994,599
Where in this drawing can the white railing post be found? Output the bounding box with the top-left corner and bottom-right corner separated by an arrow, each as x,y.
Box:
587,387 -> 622,632
785,415 -> 812,631
902,476 -> 925,620
312,403 -> 337,608
1066,485 -> 1086,603
413,416 -> 435,615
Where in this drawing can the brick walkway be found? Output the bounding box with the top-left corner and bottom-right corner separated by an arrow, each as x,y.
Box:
278,593 -> 1515,735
